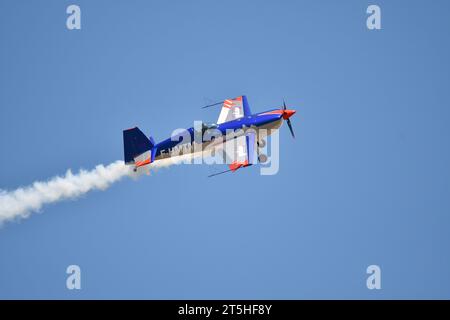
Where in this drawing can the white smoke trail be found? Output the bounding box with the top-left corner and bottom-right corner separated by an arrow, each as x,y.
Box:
0,160 -> 133,225
147,152 -> 205,171
0,152 -> 208,225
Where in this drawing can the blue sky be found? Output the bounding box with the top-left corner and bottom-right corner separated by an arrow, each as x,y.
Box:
1,0 -> 450,299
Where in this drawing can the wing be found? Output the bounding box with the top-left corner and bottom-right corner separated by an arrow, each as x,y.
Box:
222,131 -> 256,172
217,95 -> 252,124
207,131 -> 256,177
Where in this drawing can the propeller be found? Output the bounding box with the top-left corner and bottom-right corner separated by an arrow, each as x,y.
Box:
282,100 -> 296,139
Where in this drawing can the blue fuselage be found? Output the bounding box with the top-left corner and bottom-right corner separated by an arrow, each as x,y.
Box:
153,110 -> 283,160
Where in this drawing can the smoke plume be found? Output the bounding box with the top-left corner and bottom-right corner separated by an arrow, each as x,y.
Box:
0,161 -> 132,224
0,151 -> 209,225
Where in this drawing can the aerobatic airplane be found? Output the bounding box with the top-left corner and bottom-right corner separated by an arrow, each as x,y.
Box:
123,95 -> 296,176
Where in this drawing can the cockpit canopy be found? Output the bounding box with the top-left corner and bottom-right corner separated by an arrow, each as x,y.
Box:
201,122 -> 218,133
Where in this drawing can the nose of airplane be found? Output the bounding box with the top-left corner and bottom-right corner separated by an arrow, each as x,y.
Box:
282,109 -> 296,120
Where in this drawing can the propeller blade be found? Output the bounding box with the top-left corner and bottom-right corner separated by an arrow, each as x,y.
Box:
286,118 -> 295,138
283,100 -> 287,110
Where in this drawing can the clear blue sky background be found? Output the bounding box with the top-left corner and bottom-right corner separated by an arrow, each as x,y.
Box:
1,0 -> 450,299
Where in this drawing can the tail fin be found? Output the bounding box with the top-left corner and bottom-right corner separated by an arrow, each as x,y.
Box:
123,127 -> 155,164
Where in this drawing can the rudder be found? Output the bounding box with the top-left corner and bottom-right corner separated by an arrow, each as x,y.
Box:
123,127 -> 155,164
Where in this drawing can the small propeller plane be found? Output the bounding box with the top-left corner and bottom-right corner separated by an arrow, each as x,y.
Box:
123,95 -> 296,176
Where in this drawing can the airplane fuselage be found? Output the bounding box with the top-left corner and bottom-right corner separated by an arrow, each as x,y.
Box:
153,109 -> 285,161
